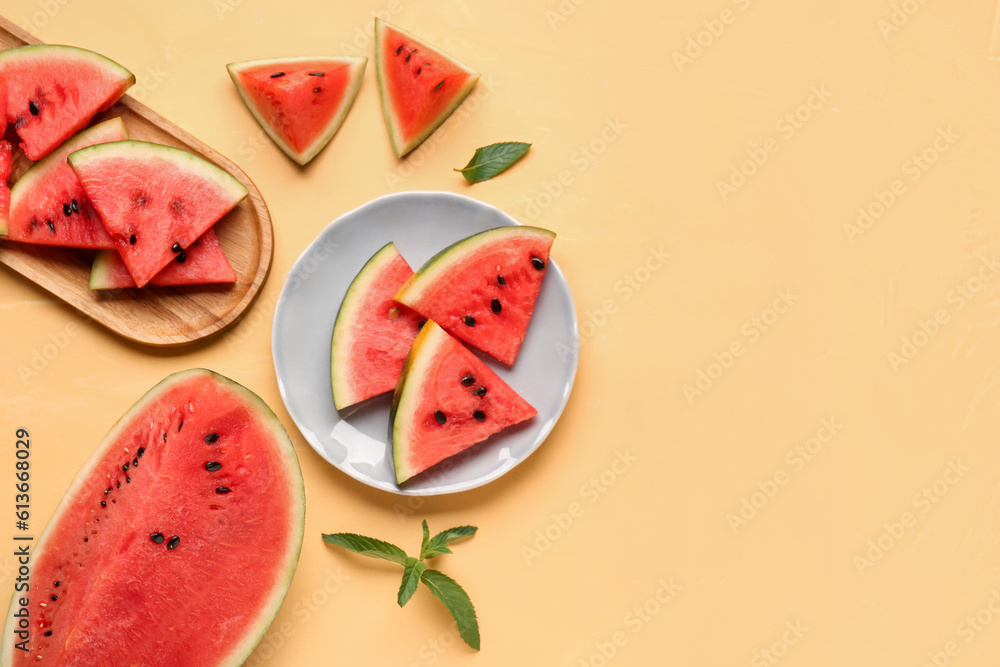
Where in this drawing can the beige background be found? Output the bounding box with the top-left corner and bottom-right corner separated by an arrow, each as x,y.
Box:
3,0 -> 1000,664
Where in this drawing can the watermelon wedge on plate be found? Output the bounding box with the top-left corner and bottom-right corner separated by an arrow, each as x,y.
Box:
0,44 -> 134,161
374,19 -> 480,157
227,56 -> 367,165
89,228 -> 237,290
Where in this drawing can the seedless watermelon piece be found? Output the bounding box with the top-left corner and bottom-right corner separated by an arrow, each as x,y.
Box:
394,225 -> 556,366
0,369 -> 304,667
330,242 -> 424,409
90,228 -> 237,289
227,56 -> 367,165
374,19 -> 480,157
68,140 -> 249,288
2,118 -> 126,247
391,321 -> 536,484
0,44 -> 134,161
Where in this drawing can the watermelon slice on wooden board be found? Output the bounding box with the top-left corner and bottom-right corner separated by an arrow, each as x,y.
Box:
374,19 -> 480,158
90,228 -> 237,290
0,369 -> 305,666
68,140 -> 249,288
391,321 -> 537,484
0,44 -> 134,161
394,225 -> 556,366
1,118 -> 126,247
330,242 -> 424,410
227,56 -> 367,165
0,78 -> 10,226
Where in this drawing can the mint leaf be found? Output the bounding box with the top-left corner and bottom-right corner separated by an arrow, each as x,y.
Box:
397,557 -> 427,607
421,569 -> 480,650
322,532 -> 408,566
455,142 -> 531,183
422,525 -> 478,559
420,520 -> 430,558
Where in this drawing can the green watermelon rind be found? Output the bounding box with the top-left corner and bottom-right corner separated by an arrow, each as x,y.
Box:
0,44 -> 135,98
226,56 -> 368,166
374,18 -> 481,158
0,369 -> 305,667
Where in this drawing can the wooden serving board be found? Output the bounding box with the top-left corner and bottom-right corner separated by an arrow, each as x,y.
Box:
0,16 -> 273,346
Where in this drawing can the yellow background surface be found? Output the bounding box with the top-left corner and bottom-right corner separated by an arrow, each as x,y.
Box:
3,0 -> 1000,664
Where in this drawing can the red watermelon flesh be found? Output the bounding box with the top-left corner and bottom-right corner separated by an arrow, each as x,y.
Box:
391,321 -> 536,484
374,19 -> 480,157
0,44 -> 134,161
90,228 -> 237,290
330,242 -> 424,410
394,226 -> 556,367
3,118 -> 126,248
227,56 -> 366,165
68,140 -> 249,288
0,79 -> 9,225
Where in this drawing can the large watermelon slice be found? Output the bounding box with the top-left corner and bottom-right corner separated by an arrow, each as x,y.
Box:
0,44 -> 134,161
0,369 -> 304,666
68,141 -> 249,288
391,321 -> 536,484
330,242 -> 424,410
394,226 -> 556,366
374,19 -> 480,158
227,56 -> 367,165
1,118 -> 127,247
89,228 -> 237,289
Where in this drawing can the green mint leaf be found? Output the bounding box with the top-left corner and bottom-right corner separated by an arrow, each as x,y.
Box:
397,557 -> 427,607
420,569 -> 480,650
322,532 -> 408,566
422,525 -> 478,559
454,142 -> 531,183
420,520 -> 430,558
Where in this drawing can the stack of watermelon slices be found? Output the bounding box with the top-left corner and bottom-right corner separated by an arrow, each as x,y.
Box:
330,225 -> 556,485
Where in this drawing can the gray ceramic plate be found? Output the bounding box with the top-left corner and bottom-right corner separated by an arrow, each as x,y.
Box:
271,192 -> 579,495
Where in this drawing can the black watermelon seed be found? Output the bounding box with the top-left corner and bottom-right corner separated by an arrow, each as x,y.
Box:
171,243 -> 182,253
63,203 -> 72,216
405,50 -> 416,63
100,501 -> 106,508
162,432 -> 167,442
122,462 -> 129,472
150,533 -> 164,544
132,458 -> 138,467
473,410 -> 486,422
531,256 -> 545,270
175,251 -> 187,264
125,476 -> 131,484
205,433 -> 219,444
205,461 -> 222,472
497,275 -> 506,286
28,100 -> 39,116
309,71 -> 325,76
53,581 -> 60,587
46,220 -> 55,233
462,315 -> 476,327
313,87 -> 322,93
461,374 -> 474,386
83,538 -> 88,542
129,234 -> 137,245
137,447 -> 145,457
116,482 -> 121,489
435,80 -> 444,91
50,594 -> 57,601
475,386 -> 487,396
44,631 -> 52,637
216,487 -> 231,494
491,298 -> 502,314
395,45 -> 404,55
71,199 -> 79,213
167,536 -> 180,550
434,410 -> 446,425
416,67 -> 422,75
417,320 -> 426,330
105,487 -> 112,495
270,71 -> 285,78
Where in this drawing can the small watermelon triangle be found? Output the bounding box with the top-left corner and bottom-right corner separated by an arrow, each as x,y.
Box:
227,56 -> 366,165
89,228 -> 237,290
391,321 -> 536,484
374,19 -> 480,157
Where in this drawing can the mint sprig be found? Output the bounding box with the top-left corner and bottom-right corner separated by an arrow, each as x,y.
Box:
455,141 -> 531,183
322,520 -> 480,650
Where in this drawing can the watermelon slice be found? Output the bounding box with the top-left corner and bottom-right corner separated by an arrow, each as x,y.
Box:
0,44 -> 134,161
394,226 -> 556,366
330,242 -> 424,410
374,19 -> 480,157
0,369 -> 304,666
227,56 -> 367,165
68,141 -> 249,288
1,118 -> 127,247
90,228 -> 237,289
0,78 -> 10,226
391,321 -> 536,484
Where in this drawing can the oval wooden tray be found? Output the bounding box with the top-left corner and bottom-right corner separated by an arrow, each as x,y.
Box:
0,16 -> 273,346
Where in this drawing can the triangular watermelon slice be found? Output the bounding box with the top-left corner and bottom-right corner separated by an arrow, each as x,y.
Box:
89,228 -> 237,289
68,140 -> 249,288
0,44 -> 134,161
227,56 -> 367,165
394,225 -> 556,366
391,320 -> 536,484
0,79 -> 10,227
2,118 -> 127,247
330,242 -> 424,410
374,19 -> 480,158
